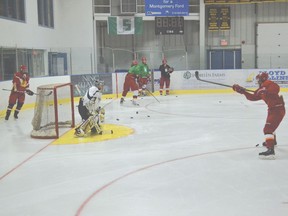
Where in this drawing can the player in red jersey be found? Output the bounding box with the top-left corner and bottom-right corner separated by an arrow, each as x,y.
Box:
5,65 -> 34,120
159,58 -> 174,96
233,72 -> 285,159
120,60 -> 140,105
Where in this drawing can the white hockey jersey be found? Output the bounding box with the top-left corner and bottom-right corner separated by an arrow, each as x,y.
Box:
82,86 -> 102,115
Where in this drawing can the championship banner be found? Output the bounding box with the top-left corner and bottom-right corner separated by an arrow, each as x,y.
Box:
108,16 -> 143,35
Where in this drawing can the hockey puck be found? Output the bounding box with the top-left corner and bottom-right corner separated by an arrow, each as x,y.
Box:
256,144 -> 259,147
111,130 -> 113,134
136,111 -> 138,114
147,115 -> 150,117
116,118 -> 119,121
130,117 -> 133,119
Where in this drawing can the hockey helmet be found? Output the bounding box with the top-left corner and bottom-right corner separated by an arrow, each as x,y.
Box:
20,65 -> 28,73
162,58 -> 167,64
256,72 -> 269,84
131,60 -> 138,66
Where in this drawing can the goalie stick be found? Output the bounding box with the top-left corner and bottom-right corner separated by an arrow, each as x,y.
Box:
195,71 -> 255,93
2,88 -> 53,96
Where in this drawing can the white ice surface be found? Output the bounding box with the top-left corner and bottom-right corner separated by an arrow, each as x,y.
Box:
1,93 -> 288,216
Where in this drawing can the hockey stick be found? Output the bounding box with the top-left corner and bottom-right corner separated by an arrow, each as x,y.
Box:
2,88 -> 53,96
195,71 -> 255,92
102,97 -> 118,109
146,88 -> 160,103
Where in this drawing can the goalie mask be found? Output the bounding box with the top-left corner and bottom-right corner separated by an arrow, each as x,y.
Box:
88,86 -> 99,101
95,79 -> 104,90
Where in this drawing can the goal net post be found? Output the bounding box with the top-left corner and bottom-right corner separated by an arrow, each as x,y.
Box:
31,83 -> 75,139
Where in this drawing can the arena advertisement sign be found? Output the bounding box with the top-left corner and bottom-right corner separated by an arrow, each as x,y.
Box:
71,73 -> 113,97
259,69 -> 288,85
168,69 -> 288,91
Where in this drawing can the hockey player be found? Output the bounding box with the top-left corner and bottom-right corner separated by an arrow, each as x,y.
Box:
120,60 -> 140,105
159,58 -> 174,95
74,80 -> 105,137
232,72 -> 285,159
5,65 -> 34,120
137,56 -> 151,96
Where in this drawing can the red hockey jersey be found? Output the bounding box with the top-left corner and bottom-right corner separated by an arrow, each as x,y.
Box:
243,80 -> 284,109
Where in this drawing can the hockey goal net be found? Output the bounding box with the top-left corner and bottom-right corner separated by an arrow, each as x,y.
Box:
31,83 -> 75,139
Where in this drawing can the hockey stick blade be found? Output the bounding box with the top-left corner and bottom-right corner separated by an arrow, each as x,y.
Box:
195,71 -> 255,92
41,91 -> 53,96
32,91 -> 53,96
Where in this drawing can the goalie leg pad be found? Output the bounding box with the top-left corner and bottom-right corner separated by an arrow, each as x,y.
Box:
90,115 -> 103,134
74,116 -> 93,137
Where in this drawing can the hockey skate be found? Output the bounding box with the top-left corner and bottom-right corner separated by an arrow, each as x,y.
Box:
14,111 -> 19,119
5,115 -> 9,120
74,128 -> 85,137
259,148 -> 275,160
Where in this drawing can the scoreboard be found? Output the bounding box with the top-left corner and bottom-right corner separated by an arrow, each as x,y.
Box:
155,17 -> 184,35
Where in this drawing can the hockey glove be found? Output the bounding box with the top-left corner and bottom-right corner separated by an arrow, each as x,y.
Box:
26,89 -> 34,96
168,67 -> 174,73
232,84 -> 245,94
96,106 -> 102,113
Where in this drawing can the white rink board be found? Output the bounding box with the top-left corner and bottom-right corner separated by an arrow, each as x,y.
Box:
112,68 -> 288,94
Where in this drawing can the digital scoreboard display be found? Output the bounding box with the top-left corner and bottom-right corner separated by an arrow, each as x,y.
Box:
155,17 -> 184,35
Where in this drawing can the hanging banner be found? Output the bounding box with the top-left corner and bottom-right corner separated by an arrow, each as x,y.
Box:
108,17 -> 143,35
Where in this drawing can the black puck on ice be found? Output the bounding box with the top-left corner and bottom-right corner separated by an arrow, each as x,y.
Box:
136,111 -> 138,114
130,117 -> 133,119
116,118 -> 119,121
255,144 -> 259,147
147,115 -> 150,117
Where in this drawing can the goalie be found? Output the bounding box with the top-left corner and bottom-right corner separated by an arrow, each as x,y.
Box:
74,80 -> 105,137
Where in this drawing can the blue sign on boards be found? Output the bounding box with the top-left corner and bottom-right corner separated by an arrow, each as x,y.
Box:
145,0 -> 189,16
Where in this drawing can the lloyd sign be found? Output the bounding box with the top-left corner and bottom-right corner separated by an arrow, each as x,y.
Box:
145,0 -> 189,16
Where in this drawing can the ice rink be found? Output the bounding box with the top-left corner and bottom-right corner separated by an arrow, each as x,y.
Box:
1,93 -> 288,216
